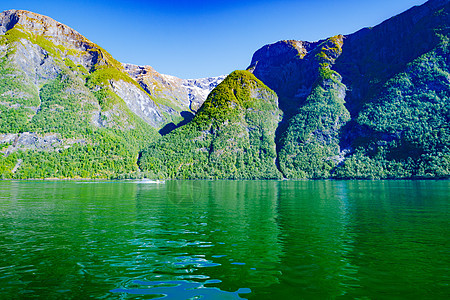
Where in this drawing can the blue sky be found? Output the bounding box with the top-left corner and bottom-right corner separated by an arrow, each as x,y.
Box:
4,0 -> 427,79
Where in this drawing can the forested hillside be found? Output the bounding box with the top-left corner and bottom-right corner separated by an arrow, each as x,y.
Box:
246,0 -> 449,179
1,0 -> 449,179
138,71 -> 282,179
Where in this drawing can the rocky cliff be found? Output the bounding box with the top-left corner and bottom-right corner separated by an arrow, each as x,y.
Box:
245,0 -> 449,179
124,64 -> 225,113
123,63 -> 225,133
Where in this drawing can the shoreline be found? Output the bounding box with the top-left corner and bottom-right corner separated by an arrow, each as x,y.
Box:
1,177 -> 448,182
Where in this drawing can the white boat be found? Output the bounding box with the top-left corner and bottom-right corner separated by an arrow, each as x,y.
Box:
135,179 -> 165,184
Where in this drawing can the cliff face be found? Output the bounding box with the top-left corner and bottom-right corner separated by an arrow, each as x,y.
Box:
0,10 -> 224,130
248,39 -> 320,115
123,63 -> 225,133
0,9 -> 165,128
124,64 -> 225,113
246,0 -> 450,179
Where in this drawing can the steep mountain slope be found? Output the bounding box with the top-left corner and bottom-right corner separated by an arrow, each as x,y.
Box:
0,10 -> 159,178
124,64 -> 225,113
248,0 -> 450,179
249,36 -> 351,178
138,71 -> 282,179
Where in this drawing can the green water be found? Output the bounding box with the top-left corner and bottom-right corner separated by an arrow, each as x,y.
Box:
0,180 -> 448,299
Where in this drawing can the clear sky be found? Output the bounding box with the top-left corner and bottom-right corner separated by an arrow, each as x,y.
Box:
3,0 -> 427,79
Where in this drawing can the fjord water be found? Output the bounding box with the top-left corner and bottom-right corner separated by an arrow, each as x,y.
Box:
0,181 -> 448,299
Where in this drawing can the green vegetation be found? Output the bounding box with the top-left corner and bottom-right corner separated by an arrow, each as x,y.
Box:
278,81 -> 350,178
0,66 -> 157,179
276,33 -> 449,179
277,36 -> 350,179
335,37 -> 450,179
138,70 -> 282,179
1,2 -> 449,180
8,129 -> 150,179
0,57 -> 39,133
0,23 -> 158,179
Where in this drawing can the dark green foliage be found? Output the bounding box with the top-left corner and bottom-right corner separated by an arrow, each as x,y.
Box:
0,58 -> 39,133
8,130 -> 147,179
247,1 -> 450,179
335,37 -> 450,179
26,73 -> 93,137
0,152 -> 18,179
2,1 -> 450,180
278,72 -> 350,178
139,70 -> 282,179
0,105 -> 32,133
277,36 -> 351,179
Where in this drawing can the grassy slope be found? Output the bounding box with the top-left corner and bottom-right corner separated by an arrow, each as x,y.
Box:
257,1 -> 450,179
278,36 -> 352,179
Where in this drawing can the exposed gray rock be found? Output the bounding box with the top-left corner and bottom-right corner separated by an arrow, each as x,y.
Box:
1,9 -> 227,130
91,111 -> 108,128
111,80 -> 164,127
11,158 -> 22,173
183,76 -> 226,111
11,39 -> 61,85
123,63 -> 225,113
0,132 -> 86,155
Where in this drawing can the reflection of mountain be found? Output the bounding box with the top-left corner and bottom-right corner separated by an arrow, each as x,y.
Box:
1,181 -> 448,298
262,180 -> 449,299
138,180 -> 284,292
0,181 -> 140,298
336,181 -> 450,299
257,181 -> 357,299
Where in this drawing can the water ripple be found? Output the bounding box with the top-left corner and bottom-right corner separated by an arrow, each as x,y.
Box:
110,279 -> 251,299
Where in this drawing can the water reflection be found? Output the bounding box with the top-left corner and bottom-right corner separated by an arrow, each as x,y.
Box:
0,180 -> 448,299
336,181 -> 450,299
127,180 -> 284,296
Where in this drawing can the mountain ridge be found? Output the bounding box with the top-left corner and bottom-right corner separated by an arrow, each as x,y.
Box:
139,0 -> 449,179
1,0 -> 449,179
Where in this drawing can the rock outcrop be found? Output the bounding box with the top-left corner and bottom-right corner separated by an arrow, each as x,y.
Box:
1,0 -> 449,179
123,64 -> 225,113
0,10 -> 224,129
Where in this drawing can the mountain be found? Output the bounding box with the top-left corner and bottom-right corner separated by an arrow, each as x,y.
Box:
124,64 -> 225,113
123,63 -> 225,134
0,9 -> 223,179
139,0 -> 449,179
138,70 -> 282,179
1,0 -> 449,179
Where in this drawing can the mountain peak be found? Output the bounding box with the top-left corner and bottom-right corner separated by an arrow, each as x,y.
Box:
0,9 -> 85,45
